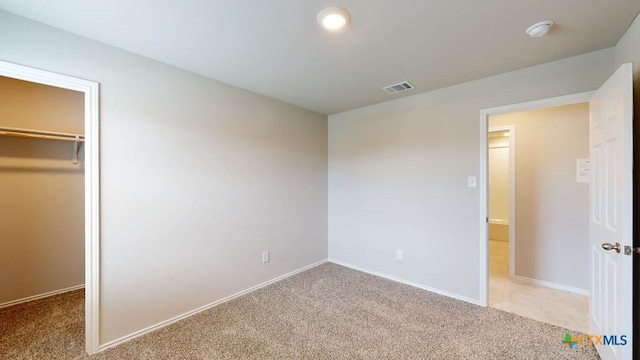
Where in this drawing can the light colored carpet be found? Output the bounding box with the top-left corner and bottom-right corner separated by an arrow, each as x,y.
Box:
0,289 -> 84,359
2,263 -> 600,359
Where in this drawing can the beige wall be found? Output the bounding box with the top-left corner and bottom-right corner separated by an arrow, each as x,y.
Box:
0,11 -> 328,345
490,103 -> 589,290
0,76 -> 85,305
328,48 -> 613,301
488,135 -> 510,242
0,76 -> 84,132
329,14 -> 638,302
488,135 -> 510,222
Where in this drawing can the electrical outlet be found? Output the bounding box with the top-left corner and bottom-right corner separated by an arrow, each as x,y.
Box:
397,250 -> 403,260
262,251 -> 270,263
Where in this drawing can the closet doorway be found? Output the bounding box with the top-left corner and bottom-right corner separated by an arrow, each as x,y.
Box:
0,61 -> 100,355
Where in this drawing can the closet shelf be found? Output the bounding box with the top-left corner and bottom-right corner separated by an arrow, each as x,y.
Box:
0,126 -> 85,164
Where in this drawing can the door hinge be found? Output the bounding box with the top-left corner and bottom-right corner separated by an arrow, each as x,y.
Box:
624,245 -> 640,256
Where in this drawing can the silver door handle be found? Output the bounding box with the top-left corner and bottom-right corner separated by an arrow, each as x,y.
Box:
602,242 -> 621,253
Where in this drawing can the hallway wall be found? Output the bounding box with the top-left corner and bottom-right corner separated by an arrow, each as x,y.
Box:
490,103 -> 589,291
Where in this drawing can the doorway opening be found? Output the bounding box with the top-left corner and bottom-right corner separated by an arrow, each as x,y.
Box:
479,92 -> 593,333
487,126 -> 515,279
0,61 -> 100,355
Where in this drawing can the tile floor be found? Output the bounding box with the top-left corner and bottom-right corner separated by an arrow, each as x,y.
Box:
489,239 -> 589,333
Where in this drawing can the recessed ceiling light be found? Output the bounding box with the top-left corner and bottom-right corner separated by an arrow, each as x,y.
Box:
317,7 -> 351,31
526,20 -> 554,38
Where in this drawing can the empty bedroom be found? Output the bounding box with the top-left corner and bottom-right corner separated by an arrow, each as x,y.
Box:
1,1 -> 639,359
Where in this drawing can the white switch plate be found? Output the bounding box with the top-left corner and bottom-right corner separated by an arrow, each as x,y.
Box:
262,251 -> 270,263
397,249 -> 403,260
467,176 -> 477,188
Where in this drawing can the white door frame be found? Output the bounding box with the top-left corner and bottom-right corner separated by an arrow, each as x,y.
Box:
487,125 -> 516,278
478,91 -> 593,306
0,60 -> 101,354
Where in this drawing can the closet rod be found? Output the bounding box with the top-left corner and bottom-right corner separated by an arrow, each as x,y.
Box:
0,126 -> 84,142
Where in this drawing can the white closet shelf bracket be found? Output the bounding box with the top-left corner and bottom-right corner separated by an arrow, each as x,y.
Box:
0,126 -> 85,164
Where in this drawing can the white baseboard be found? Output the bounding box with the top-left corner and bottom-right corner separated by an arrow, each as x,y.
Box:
99,259 -> 328,352
328,259 -> 481,306
513,275 -> 589,295
0,284 -> 85,309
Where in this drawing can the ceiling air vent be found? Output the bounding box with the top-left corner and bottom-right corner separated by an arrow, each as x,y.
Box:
382,81 -> 415,94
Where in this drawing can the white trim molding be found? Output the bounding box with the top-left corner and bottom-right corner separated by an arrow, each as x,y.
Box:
0,60 -> 101,355
513,276 -> 589,296
478,91 -> 594,307
99,260 -> 328,352
0,285 -> 85,309
328,259 -> 481,306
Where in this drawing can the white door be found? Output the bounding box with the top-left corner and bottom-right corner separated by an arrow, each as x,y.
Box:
589,63 -> 634,360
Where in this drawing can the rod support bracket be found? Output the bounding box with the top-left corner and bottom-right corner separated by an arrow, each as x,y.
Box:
73,135 -> 81,164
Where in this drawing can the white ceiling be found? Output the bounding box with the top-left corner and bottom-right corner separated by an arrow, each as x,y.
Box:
0,1 -> 638,115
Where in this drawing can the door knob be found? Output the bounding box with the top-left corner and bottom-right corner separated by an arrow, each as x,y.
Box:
602,242 -> 621,253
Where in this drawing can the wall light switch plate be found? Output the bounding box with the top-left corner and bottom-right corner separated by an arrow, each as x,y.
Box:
467,176 -> 477,188
262,251 -> 270,263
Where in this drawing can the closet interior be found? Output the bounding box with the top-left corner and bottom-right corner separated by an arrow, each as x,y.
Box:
0,75 -> 85,308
